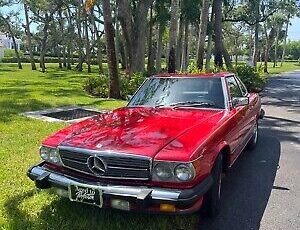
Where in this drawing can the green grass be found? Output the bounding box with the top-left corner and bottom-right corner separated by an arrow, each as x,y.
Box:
258,61 -> 300,75
0,63 -> 198,230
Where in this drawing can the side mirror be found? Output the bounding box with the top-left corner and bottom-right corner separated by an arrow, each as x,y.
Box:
126,95 -> 133,101
232,97 -> 249,107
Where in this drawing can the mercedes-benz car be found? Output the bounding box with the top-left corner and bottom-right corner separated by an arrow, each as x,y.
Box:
27,72 -> 263,217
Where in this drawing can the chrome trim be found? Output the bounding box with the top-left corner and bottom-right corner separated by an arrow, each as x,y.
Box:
30,165 -> 181,201
58,146 -> 152,181
59,146 -> 152,160
107,166 -> 149,171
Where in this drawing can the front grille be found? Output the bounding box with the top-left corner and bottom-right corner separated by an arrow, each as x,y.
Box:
58,147 -> 151,180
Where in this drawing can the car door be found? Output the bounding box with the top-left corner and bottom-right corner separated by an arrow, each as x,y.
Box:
225,76 -> 250,161
235,76 -> 257,139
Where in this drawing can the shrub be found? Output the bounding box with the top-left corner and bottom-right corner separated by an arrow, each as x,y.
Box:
120,72 -> 146,98
187,60 -> 202,73
234,65 -> 266,92
83,73 -> 146,99
83,75 -> 109,98
4,49 -> 24,58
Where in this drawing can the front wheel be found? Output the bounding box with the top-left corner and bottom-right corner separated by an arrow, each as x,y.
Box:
203,154 -> 223,218
247,122 -> 258,150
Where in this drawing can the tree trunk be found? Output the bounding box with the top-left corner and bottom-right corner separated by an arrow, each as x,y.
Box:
252,0 -> 260,68
205,8 -> 215,72
117,0 -> 154,74
263,25 -> 276,73
76,2 -> 84,71
84,13 -> 91,73
57,46 -> 62,68
181,21 -> 189,72
273,26 -> 280,68
23,2 -> 36,70
222,43 -> 233,70
117,0 -> 134,73
280,14 -> 290,67
67,46 -> 72,70
2,17 -> 22,69
147,3 -> 155,74
115,20 -> 120,71
11,34 -> 22,69
40,16 -> 50,73
167,0 -> 179,73
132,1 -> 151,72
168,47 -> 176,73
102,0 -> 120,98
176,16 -> 184,70
119,38 -> 127,70
196,0 -> 210,70
156,22 -> 164,72
91,14 -> 103,73
58,9 -> 67,68
213,0 -> 223,69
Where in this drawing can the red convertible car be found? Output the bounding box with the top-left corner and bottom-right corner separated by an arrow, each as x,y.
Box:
28,72 -> 263,217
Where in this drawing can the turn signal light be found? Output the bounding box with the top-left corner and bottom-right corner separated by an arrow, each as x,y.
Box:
160,204 -> 176,212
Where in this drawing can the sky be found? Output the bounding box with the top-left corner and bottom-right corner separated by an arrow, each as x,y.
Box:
288,17 -> 300,40
1,5 -> 300,41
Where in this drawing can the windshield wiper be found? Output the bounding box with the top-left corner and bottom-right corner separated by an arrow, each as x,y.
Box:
169,101 -> 217,108
154,101 -> 217,109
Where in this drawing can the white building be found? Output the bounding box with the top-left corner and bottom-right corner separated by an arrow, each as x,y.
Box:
0,42 -> 4,59
0,32 -> 22,51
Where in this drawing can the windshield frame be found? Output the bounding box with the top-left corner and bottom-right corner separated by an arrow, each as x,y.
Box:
127,76 -> 229,110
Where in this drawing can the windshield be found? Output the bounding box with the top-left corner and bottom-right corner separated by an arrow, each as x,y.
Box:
128,77 -> 225,109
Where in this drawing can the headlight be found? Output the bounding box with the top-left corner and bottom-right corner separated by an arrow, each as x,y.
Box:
39,146 -> 62,165
153,163 -> 173,181
152,162 -> 195,182
174,164 -> 194,181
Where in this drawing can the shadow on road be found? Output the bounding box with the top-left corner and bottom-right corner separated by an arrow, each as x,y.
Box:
199,121 -> 281,230
261,75 -> 300,111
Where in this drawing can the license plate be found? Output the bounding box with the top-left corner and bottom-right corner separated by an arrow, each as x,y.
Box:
69,184 -> 103,207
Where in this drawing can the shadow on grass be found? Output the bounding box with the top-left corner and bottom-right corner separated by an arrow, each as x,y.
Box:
4,190 -> 197,230
0,98 -> 51,122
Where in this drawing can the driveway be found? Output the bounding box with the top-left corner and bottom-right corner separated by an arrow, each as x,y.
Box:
199,71 -> 300,230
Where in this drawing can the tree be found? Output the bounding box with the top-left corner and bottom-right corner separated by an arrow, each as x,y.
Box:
117,0 -> 154,74
280,0 -> 299,66
213,0 -> 223,69
196,0 -> 210,70
28,0 -> 58,72
23,1 -> 36,70
167,0 -> 179,73
0,13 -> 23,69
147,2 -> 155,73
154,0 -> 170,72
102,0 -> 120,98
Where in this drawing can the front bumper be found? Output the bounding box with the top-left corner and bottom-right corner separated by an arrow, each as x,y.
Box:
27,162 -> 213,214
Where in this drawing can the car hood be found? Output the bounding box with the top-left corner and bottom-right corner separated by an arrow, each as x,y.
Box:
43,107 -> 227,160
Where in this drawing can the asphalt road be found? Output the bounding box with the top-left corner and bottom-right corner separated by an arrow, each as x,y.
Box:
199,71 -> 300,230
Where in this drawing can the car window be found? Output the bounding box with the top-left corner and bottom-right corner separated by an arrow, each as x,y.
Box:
226,76 -> 243,98
235,76 -> 248,96
128,77 -> 225,109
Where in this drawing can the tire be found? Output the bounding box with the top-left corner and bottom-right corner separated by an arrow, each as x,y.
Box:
203,154 -> 223,218
247,121 -> 258,150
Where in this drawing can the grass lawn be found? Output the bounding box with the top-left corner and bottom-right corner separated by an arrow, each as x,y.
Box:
258,61 -> 300,75
0,63 -> 198,230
